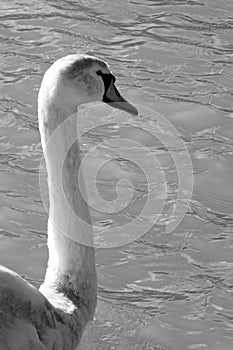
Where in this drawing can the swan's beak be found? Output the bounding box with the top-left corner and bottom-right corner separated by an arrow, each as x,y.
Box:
103,80 -> 138,116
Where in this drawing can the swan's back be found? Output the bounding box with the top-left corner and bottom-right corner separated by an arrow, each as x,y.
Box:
0,267 -> 84,350
0,266 -> 46,349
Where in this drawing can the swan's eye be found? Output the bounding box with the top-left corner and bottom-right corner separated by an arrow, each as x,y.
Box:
96,70 -> 116,83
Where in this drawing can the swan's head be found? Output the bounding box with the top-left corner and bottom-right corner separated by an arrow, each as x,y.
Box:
39,54 -> 138,117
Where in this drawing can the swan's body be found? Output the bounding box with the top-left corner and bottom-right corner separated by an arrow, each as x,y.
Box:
0,54 -> 137,350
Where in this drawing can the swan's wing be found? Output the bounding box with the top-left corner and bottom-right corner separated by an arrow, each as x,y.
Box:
0,266 -> 76,350
0,266 -> 47,349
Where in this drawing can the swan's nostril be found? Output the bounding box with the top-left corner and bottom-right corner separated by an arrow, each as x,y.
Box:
102,80 -> 138,116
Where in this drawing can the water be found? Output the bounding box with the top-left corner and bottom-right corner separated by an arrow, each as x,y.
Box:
1,0 -> 233,348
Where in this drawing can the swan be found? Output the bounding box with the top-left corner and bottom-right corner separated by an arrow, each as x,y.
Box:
0,54 -> 138,350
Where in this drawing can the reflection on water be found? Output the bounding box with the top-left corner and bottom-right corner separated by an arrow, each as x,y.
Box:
1,0 -> 233,348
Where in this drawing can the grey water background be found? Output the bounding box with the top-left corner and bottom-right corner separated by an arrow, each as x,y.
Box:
1,0 -> 233,349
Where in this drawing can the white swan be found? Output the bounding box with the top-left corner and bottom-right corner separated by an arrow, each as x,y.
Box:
0,54 -> 138,350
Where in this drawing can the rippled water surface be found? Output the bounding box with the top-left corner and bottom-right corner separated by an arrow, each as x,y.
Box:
1,0 -> 233,349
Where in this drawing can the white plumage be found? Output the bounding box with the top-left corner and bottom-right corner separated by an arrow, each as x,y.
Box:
0,54 -> 137,350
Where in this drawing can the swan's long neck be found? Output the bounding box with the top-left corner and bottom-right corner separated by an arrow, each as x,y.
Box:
38,87 -> 97,331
